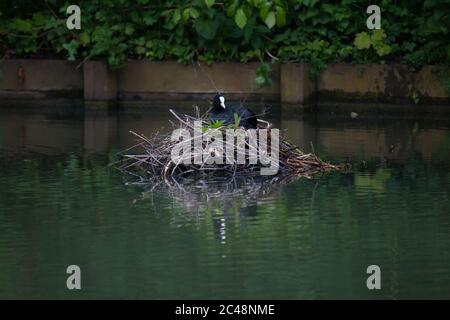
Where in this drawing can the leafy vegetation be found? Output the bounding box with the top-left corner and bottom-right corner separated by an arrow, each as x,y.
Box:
0,0 -> 449,80
203,119 -> 225,132
203,113 -> 242,131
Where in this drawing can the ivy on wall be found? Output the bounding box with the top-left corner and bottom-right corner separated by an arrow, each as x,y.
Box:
0,0 -> 449,81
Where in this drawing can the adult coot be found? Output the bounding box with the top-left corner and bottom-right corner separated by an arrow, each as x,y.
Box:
209,94 -> 258,129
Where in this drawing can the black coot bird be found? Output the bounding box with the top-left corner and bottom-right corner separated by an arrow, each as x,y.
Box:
209,94 -> 258,129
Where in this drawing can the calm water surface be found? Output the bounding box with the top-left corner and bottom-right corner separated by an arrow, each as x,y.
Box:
0,103 -> 449,299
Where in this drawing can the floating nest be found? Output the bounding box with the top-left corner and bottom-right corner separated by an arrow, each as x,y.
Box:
114,108 -> 344,185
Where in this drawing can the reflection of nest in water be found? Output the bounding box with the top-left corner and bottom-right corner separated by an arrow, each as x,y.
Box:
113,109 -> 343,186
132,173 -> 303,215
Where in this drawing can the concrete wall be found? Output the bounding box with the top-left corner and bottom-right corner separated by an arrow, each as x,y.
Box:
317,64 -> 449,103
117,61 -> 280,101
84,61 -> 117,101
0,59 -> 448,105
0,59 -> 83,99
281,63 -> 315,104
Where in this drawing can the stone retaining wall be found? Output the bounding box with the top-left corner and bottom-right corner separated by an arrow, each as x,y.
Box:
0,59 -> 448,105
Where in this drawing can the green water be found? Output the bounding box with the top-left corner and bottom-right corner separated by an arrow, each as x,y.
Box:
0,104 -> 450,299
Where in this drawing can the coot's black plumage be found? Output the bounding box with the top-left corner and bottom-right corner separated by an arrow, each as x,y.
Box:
209,94 -> 258,129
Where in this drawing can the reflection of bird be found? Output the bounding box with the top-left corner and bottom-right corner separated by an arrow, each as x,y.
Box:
209,94 -> 258,129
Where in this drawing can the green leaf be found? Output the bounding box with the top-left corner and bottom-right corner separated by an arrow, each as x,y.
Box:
275,6 -> 286,28
226,0 -> 239,17
205,0 -> 215,8
264,11 -> 276,29
205,120 -> 225,131
259,6 -> 270,21
233,113 -> 240,130
9,19 -> 32,32
235,8 -> 247,29
182,8 -> 190,22
125,25 -> 134,35
190,8 -> 200,19
376,44 -> 392,56
143,13 -> 157,25
371,29 -> 386,43
255,63 -> 273,88
79,32 -> 90,45
172,9 -> 181,25
354,32 -> 371,50
62,40 -> 79,61
32,12 -> 46,26
136,46 -> 145,55
194,19 -> 219,40
255,75 -> 266,87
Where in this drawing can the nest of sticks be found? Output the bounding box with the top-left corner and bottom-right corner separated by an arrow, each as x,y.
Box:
115,109 -> 342,184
